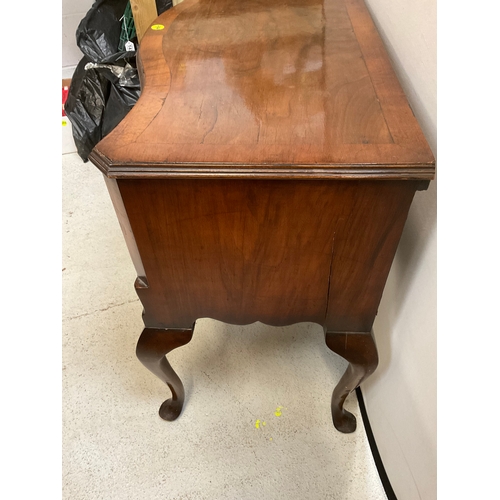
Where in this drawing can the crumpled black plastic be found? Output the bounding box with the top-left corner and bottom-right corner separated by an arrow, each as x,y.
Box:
65,0 -> 173,161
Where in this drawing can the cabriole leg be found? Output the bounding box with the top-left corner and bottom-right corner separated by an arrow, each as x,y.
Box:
136,327 -> 194,421
325,330 -> 378,433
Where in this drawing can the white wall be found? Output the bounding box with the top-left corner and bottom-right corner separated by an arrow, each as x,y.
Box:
360,0 -> 437,499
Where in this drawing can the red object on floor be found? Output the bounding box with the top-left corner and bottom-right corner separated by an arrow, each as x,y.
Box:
62,86 -> 69,117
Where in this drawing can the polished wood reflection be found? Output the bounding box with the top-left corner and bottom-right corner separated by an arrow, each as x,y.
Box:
91,0 -> 434,177
90,0 -> 435,432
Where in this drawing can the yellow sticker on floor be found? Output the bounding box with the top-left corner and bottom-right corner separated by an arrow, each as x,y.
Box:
255,419 -> 267,429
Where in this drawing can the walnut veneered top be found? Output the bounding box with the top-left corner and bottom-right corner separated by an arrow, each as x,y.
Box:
90,0 -> 435,180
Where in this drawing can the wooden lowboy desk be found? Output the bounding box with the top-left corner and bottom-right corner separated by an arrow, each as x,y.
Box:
89,0 -> 435,433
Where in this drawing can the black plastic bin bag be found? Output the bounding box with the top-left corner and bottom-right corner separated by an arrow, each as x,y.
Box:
65,0 -> 172,161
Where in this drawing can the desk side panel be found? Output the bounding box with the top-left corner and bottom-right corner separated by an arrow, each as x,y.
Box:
324,181 -> 417,332
118,179 -> 340,328
116,178 -> 417,331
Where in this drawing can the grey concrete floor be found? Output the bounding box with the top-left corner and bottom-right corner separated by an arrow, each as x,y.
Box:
62,152 -> 387,500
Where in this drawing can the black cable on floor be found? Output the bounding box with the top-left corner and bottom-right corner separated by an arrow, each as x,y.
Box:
355,387 -> 398,500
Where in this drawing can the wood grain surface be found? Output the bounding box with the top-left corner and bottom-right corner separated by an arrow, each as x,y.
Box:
90,0 -> 435,180
130,0 -> 158,42
119,178 -> 417,329
87,0 -> 435,431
